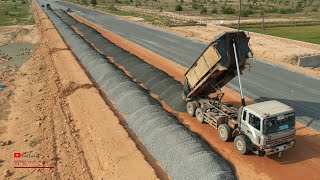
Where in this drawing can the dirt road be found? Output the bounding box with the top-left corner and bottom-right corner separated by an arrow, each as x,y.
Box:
72,14 -> 320,180
0,4 -> 160,179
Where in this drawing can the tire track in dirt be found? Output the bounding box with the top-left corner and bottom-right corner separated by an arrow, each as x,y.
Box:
34,5 -> 94,179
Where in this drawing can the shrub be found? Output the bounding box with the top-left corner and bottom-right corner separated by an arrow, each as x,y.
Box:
91,0 -> 97,6
175,4 -> 183,11
200,6 -> 207,14
264,6 -> 278,13
240,8 -> 254,17
81,0 -> 88,4
311,8 -> 318,12
192,2 -> 199,9
278,8 -> 297,14
108,3 -> 118,10
159,6 -> 163,12
135,0 -> 141,7
210,0 -> 216,4
221,5 -> 235,14
211,7 -> 217,14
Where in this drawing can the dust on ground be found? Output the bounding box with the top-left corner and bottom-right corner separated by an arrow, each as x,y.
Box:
165,24 -> 320,76
72,14 -> 320,180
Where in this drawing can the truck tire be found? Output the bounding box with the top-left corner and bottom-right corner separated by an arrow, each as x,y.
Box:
193,101 -> 200,108
218,124 -> 231,142
187,102 -> 196,116
234,135 -> 249,155
195,108 -> 204,123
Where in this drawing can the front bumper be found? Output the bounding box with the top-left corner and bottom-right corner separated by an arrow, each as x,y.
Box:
263,140 -> 296,155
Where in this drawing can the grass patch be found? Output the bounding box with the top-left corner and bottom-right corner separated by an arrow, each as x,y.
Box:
99,4 -> 170,26
244,25 -> 320,45
0,1 -> 34,26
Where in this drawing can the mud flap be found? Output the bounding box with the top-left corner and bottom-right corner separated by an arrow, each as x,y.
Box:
258,149 -> 265,157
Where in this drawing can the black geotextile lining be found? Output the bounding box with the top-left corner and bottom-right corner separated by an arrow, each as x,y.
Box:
54,9 -> 79,26
43,8 -> 236,180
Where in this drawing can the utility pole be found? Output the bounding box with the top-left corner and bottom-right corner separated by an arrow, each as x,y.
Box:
260,5 -> 265,30
237,0 -> 242,31
262,13 -> 265,30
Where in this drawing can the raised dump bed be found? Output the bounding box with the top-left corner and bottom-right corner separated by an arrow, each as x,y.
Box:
183,31 -> 252,99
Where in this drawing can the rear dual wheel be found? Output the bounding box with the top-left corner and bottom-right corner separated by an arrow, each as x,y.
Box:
195,108 -> 204,123
186,101 -> 200,117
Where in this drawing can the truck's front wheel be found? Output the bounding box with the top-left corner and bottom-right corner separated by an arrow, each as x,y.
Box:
218,124 -> 231,142
234,135 -> 249,155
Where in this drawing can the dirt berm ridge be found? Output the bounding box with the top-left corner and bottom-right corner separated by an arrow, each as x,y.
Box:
39,5 -> 236,180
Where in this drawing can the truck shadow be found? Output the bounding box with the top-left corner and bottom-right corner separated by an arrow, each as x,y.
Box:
267,133 -> 320,164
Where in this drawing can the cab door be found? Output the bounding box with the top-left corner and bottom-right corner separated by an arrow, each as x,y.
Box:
240,109 -> 261,145
247,112 -> 262,145
240,109 -> 252,137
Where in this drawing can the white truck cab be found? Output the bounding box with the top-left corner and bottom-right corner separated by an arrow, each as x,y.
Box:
238,100 -> 296,156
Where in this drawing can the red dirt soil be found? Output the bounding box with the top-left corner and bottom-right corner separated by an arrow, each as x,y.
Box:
71,14 -> 320,180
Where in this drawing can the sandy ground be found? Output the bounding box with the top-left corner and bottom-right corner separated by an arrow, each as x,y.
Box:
0,25 -> 39,46
166,25 -> 320,76
0,3 -> 160,180
72,14 -> 320,180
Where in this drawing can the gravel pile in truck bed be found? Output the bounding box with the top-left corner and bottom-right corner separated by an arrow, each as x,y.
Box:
42,7 -> 236,180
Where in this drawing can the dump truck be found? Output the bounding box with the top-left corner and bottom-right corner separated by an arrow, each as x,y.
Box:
183,31 -> 296,156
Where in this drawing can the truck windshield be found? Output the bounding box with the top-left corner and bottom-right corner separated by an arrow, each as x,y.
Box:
263,113 -> 295,134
